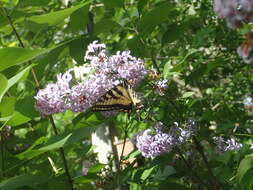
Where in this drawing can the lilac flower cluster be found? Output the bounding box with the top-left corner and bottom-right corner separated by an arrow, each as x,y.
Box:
237,30 -> 253,64
155,79 -> 168,96
213,0 -> 253,29
35,71 -> 72,115
0,126 -> 12,142
243,96 -> 253,109
135,121 -> 198,158
213,136 -> 242,153
35,41 -> 147,116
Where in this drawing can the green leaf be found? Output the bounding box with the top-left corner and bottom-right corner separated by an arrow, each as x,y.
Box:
0,65 -> 32,102
28,2 -> 90,27
0,74 -> 8,97
182,92 -> 195,98
162,24 -> 184,45
0,115 -> 13,122
88,163 -> 106,174
94,19 -> 121,35
163,61 -> 180,78
73,174 -> 97,184
0,0 -> 19,7
0,48 -> 47,71
141,166 -> 157,180
137,0 -> 149,14
101,0 -> 124,8
159,182 -> 190,190
128,150 -> 141,158
0,174 -> 50,190
15,95 -> 40,119
17,0 -> 50,7
73,111 -> 105,128
6,111 -> 31,126
17,125 -> 98,160
0,96 -> 36,126
127,36 -> 147,57
69,5 -> 89,33
0,37 -> 81,72
138,2 -> 173,35
153,166 -> 176,180
0,97 -> 16,117
237,153 -> 253,190
17,134 -> 72,159
69,37 -> 89,64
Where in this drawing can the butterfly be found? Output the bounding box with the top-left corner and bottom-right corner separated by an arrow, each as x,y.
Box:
92,81 -> 143,112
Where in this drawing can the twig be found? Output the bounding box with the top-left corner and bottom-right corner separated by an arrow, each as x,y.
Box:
108,122 -> 120,172
4,9 -> 40,88
49,116 -> 74,190
193,137 -> 220,190
3,8 -> 74,190
0,132 -> 4,177
176,147 -> 210,189
119,129 -> 128,167
119,114 -> 130,166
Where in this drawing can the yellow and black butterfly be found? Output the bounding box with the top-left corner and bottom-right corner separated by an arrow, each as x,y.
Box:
92,81 -> 143,112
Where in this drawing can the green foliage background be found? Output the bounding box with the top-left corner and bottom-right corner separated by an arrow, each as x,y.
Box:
1,0 -> 253,189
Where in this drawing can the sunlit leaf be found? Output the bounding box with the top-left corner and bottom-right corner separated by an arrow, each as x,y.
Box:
182,92 -> 195,98
28,2 -> 90,27
101,0 -> 124,8
138,2 -> 173,35
88,163 -> 106,173
17,125 -> 98,160
0,96 -> 32,126
237,153 -> 253,190
0,48 -> 47,71
0,174 -> 50,190
141,166 -> 157,180
0,65 -> 32,102
0,74 -> 8,97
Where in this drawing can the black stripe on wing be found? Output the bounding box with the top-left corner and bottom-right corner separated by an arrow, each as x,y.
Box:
92,103 -> 133,111
91,81 -> 136,112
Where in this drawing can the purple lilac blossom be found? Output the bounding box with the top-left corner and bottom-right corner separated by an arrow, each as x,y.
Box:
181,119 -> 198,139
35,70 -> 72,116
135,121 -> 198,158
214,0 -> 253,29
243,96 -> 253,108
35,41 -> 147,116
155,79 -> 168,96
213,136 -> 242,153
1,125 -> 12,141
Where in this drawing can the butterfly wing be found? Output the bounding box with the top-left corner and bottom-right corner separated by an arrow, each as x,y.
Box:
92,82 -> 133,112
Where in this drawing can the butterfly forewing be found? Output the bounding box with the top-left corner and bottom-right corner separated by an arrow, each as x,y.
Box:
92,82 -> 134,112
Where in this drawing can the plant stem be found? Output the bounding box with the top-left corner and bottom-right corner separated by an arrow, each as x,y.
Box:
119,130 -> 127,166
108,121 -> 120,172
176,147 -> 210,189
0,133 -> 4,177
49,116 -> 74,190
119,115 -> 130,166
3,8 -> 74,190
193,137 -> 220,190
3,8 -> 40,88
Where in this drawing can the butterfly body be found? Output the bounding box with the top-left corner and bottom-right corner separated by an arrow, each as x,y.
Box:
92,81 -> 143,112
